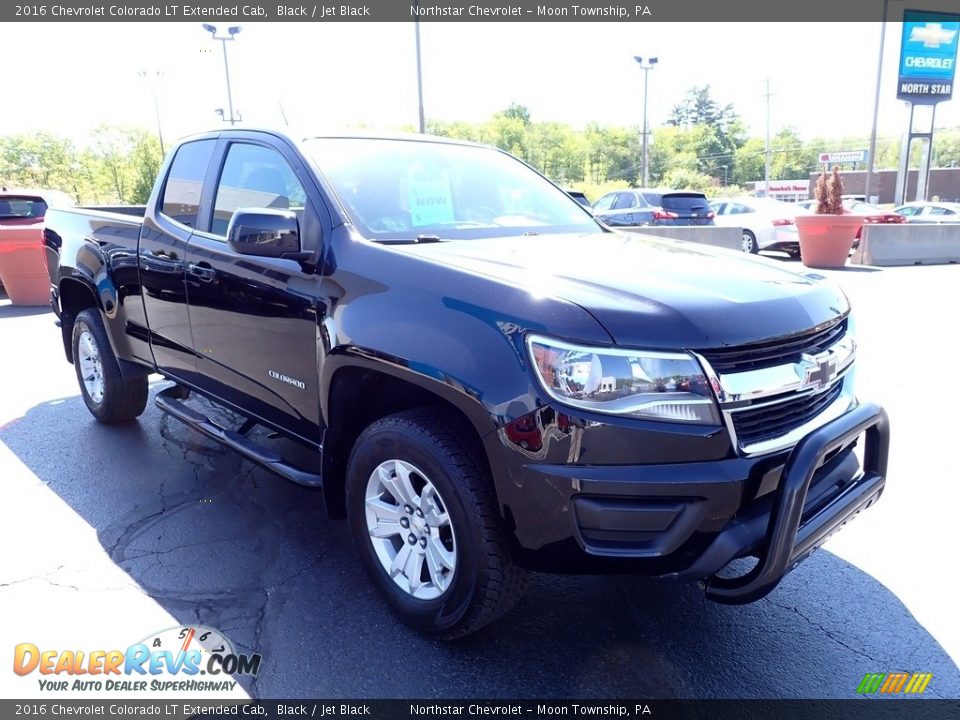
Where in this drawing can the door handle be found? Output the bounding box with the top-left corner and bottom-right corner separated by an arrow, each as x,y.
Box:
187,262 -> 216,283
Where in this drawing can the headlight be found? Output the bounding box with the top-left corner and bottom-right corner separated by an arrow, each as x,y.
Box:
527,335 -> 720,424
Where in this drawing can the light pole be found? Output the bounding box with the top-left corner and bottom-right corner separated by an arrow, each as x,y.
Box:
764,78 -> 774,196
414,9 -> 426,133
203,24 -> 242,125
865,0 -> 893,204
137,70 -> 165,156
719,164 -> 729,186
633,56 -> 658,188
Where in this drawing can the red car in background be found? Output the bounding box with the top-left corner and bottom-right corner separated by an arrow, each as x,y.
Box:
0,188 -> 73,305
844,201 -> 906,239
796,199 -> 905,241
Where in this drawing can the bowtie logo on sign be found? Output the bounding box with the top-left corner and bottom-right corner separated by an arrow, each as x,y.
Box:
909,23 -> 957,49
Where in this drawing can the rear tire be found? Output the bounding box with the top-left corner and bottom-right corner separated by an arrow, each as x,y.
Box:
346,407 -> 526,639
72,308 -> 148,423
741,230 -> 759,254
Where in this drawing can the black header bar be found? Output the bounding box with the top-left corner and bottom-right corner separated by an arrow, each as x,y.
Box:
5,0 -> 960,23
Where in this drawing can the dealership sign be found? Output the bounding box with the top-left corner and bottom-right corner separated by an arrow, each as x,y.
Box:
818,151 -> 867,164
897,10 -> 959,103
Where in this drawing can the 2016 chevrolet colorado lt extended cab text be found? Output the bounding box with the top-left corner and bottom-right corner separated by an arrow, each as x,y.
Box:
45,130 -> 889,638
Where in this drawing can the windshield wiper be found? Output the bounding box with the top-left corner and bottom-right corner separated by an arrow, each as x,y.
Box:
371,234 -> 445,245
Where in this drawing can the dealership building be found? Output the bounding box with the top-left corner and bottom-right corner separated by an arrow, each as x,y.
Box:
752,168 -> 960,204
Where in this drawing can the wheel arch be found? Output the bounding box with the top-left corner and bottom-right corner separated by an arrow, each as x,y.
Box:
58,277 -> 100,363
320,354 -> 498,519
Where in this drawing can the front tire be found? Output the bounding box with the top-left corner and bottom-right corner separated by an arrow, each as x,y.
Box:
346,407 -> 526,639
741,230 -> 759,254
72,308 -> 148,423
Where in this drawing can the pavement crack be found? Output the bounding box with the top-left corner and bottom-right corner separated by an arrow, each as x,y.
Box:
769,599 -> 884,665
0,564 -> 65,588
273,548 -> 332,590
248,590 -> 269,699
122,530 -> 250,563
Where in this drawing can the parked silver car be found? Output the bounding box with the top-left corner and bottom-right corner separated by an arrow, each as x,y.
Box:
709,197 -> 806,254
892,202 -> 960,224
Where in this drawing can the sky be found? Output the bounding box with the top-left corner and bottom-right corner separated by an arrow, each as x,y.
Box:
1,21 -> 958,148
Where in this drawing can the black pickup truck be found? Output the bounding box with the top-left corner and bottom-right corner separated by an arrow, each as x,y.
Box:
45,129 -> 889,638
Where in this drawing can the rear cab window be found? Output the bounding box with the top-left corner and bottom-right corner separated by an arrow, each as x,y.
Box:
160,140 -> 216,228
0,196 -> 47,220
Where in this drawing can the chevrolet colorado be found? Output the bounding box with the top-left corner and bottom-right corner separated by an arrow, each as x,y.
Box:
44,130 -> 889,638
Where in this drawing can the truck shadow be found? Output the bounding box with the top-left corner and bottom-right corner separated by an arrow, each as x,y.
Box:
2,389 -> 958,699
0,302 -> 52,319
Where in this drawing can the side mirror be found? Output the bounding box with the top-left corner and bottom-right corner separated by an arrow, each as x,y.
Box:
226,208 -> 305,260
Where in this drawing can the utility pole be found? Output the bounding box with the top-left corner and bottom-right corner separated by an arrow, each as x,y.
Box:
764,78 -> 773,196
414,17 -> 426,133
865,0 -> 890,204
137,70 -> 165,156
634,56 -> 658,188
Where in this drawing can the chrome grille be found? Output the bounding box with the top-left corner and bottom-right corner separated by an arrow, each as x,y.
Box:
698,316 -> 848,375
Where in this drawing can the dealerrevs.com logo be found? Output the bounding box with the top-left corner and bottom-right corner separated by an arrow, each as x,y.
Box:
13,626 -> 261,693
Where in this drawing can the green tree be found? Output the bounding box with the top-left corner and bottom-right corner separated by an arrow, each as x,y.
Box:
526,122 -> 585,184
502,103 -> 531,125
661,168 -> 720,193
666,85 -> 745,168
731,137 -> 766,185
649,124 -> 728,181
933,127 -> 960,168
769,127 -> 816,180
583,123 -> 641,185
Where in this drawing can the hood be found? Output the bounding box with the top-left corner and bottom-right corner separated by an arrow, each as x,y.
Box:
400,232 -> 849,349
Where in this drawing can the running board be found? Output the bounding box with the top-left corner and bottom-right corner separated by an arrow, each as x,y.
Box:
155,386 -> 323,488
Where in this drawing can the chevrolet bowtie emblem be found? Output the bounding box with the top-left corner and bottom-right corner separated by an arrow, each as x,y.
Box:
801,354 -> 837,391
909,23 -> 958,49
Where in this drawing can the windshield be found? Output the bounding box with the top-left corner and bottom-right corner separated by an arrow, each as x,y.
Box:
304,138 -> 601,241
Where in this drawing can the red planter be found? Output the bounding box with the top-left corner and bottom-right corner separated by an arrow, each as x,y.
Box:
795,214 -> 864,269
0,224 -> 51,306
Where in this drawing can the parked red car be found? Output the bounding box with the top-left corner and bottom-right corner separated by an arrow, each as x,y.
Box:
844,201 -> 906,239
0,189 -> 73,305
796,199 -> 905,242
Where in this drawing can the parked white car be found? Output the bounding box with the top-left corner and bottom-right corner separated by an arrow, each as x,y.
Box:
892,201 -> 960,224
709,197 -> 807,254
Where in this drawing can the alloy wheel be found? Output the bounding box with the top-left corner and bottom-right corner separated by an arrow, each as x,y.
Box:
364,459 -> 457,600
77,329 -> 105,404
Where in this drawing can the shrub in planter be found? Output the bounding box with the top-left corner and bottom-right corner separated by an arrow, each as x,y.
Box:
796,167 -> 863,268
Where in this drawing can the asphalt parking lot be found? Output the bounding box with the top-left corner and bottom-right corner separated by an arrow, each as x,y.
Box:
1,259 -> 959,700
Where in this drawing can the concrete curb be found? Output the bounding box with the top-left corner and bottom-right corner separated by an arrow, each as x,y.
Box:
852,224 -> 960,266
623,226 -> 743,251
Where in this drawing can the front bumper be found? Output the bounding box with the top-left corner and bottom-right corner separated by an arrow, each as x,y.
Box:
493,402 -> 889,604
678,401 -> 888,603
